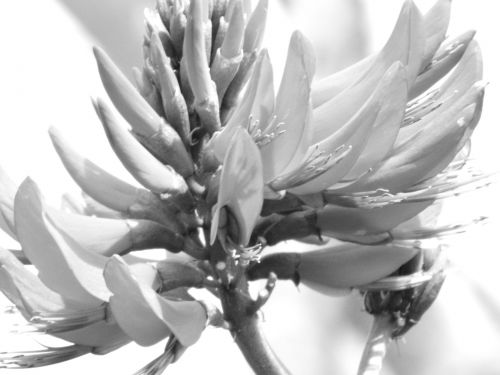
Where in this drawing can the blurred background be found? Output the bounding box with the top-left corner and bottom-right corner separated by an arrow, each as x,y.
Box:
0,0 -> 499,374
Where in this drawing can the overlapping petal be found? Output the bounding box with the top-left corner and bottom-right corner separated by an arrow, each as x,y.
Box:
104,255 -> 206,347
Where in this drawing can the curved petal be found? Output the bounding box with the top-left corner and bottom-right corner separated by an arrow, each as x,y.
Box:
311,0 -> 424,109
210,128 -> 264,245
208,49 -> 274,162
93,98 -> 189,196
104,255 -> 206,347
259,31 -> 315,182
49,126 -> 151,213
410,31 -> 476,99
299,242 -> 418,292
316,200 -> 432,238
14,178 -> 109,305
287,62 -> 407,195
348,83 -> 485,193
312,1 -> 424,142
420,0 -> 452,68
0,247 -> 86,316
47,209 -> 184,256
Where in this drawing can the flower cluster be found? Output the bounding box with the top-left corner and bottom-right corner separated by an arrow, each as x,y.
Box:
0,0 -> 491,373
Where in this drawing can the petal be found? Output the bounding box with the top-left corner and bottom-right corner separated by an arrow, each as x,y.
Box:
311,0 -> 424,109
149,32 -> 191,145
334,63 -> 408,185
287,63 -> 406,194
14,178 -> 109,305
420,0 -> 452,68
210,128 -> 264,245
209,49 -> 274,162
259,31 -> 315,182
0,247 -> 86,315
104,255 -> 206,346
243,0 -> 268,53
349,83 -> 485,193
299,243 -> 418,292
93,46 -> 163,137
316,200 -> 432,238
183,0 -> 220,134
410,30 -> 476,99
47,208 -> 185,256
93,98 -> 189,196
398,39 -> 482,148
312,1 -> 424,142
49,126 -> 150,213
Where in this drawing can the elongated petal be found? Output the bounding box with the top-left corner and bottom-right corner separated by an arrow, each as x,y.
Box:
47,208 -> 185,256
311,0 -> 424,108
93,46 -> 162,137
260,31 -> 315,182
0,166 -> 17,238
210,128 -> 263,245
183,0 -> 221,134
312,2 -> 423,142
14,178 -> 109,305
93,98 -> 189,196
104,255 -> 206,346
210,1 -> 244,101
316,200 -> 432,238
335,64 -> 408,185
410,31 -> 476,99
350,83 -> 485,193
399,39 -> 482,148
209,50 -> 273,162
299,243 -> 418,292
149,32 -> 191,145
288,64 -> 407,194
420,0 -> 452,68
49,126 -> 149,213
0,247 -> 86,316
243,0 -> 268,53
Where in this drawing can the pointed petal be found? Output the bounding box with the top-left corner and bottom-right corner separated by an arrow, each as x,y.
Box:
243,0 -> 268,53
210,128 -> 264,245
259,31 -> 315,183
149,32 -> 191,146
104,255 -> 206,346
93,98 -> 189,196
336,64 -> 408,185
312,0 -> 424,109
0,247 -> 86,316
288,63 -> 406,194
410,31 -> 476,99
93,46 -> 162,137
420,0 -> 452,68
316,201 -> 432,239
14,178 -> 109,305
210,1 -> 244,101
49,126 -> 149,213
47,209 -> 185,256
183,0 -> 221,134
299,243 -> 418,291
399,39 -> 482,147
209,50 -> 274,162
349,83 -> 485,193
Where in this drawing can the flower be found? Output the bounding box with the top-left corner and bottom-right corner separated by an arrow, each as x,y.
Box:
0,0 -> 492,373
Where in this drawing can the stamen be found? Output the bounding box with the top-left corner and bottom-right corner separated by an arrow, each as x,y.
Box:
27,305 -> 107,334
0,345 -> 91,369
132,336 -> 182,375
270,144 -> 352,190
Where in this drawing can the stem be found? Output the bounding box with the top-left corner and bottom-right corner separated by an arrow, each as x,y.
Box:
357,315 -> 392,375
220,278 -> 291,375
